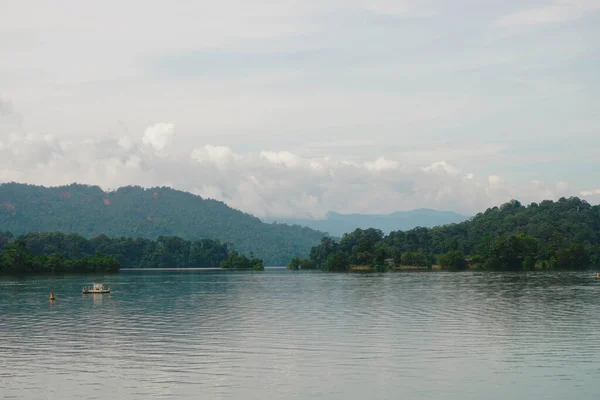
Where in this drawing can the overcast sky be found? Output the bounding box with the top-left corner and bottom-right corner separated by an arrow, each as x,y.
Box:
1,0 -> 599,218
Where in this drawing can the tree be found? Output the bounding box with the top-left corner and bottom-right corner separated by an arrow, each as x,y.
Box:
326,253 -> 348,272
287,257 -> 301,270
556,243 -> 588,269
299,259 -> 317,270
438,250 -> 468,270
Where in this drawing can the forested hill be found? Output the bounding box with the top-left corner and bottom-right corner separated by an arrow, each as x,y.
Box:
308,197 -> 600,271
0,183 -> 325,265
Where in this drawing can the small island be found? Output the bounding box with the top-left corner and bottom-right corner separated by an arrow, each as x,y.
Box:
220,250 -> 265,271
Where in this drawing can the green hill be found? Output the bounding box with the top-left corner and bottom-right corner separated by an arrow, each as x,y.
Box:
0,182 -> 326,265
307,197 -> 600,271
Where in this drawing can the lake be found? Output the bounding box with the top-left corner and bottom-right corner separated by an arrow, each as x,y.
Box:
1,269 -> 599,399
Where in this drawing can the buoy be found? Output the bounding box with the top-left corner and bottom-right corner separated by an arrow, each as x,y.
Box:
49,292 -> 55,301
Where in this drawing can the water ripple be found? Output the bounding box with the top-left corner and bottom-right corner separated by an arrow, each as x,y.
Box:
1,270 -> 599,399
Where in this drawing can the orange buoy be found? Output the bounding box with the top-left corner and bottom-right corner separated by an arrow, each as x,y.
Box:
49,292 -> 55,301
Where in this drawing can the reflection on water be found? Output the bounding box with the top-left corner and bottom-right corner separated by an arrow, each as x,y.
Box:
1,270 -> 600,399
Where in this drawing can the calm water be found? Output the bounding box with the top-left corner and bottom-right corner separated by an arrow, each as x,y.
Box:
1,269 -> 600,399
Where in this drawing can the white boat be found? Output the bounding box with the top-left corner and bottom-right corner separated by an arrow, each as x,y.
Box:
82,283 -> 110,294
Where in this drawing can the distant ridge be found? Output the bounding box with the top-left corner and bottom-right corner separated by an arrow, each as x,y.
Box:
266,209 -> 470,237
0,182 -> 326,265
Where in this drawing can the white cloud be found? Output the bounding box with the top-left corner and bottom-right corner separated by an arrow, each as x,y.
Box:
0,1 -> 598,215
498,0 -> 600,26
0,126 -> 587,219
579,188 -> 600,205
488,175 -> 506,190
0,96 -> 22,126
362,0 -> 411,16
118,136 -> 134,150
364,157 -> 398,172
260,151 -> 303,169
422,161 -> 460,176
581,188 -> 600,196
556,181 -> 570,192
191,144 -> 241,168
142,123 -> 174,153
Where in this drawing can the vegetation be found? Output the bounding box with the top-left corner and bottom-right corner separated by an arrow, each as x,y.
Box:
0,238 -> 120,274
220,251 -> 265,271
0,183 -> 326,265
2,186 -> 598,274
300,198 -> 600,271
286,257 -> 318,270
438,250 -> 468,270
0,231 -> 262,271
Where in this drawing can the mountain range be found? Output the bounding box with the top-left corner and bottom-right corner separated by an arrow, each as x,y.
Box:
0,182 -> 469,265
266,209 -> 470,237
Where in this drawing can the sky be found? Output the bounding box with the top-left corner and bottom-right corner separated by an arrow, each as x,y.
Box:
0,0 -> 599,219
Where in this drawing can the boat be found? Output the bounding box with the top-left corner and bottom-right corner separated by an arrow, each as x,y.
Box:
82,283 -> 110,294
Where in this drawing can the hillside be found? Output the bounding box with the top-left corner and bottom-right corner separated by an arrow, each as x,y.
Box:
268,209 -> 469,237
0,183 -> 326,265
306,197 -> 600,271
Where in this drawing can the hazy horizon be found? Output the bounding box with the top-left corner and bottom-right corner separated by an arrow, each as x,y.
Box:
1,0 -> 599,219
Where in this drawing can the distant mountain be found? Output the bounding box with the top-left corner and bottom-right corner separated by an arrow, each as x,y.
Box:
0,183 -> 326,265
267,209 -> 470,237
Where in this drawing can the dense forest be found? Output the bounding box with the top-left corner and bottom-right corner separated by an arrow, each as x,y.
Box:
0,237 -> 120,274
3,185 -> 599,273
0,231 -> 266,273
0,231 -> 242,270
0,183 -> 325,265
303,197 -> 600,271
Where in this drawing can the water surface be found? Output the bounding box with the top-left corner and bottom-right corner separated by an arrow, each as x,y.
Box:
1,270 -> 599,399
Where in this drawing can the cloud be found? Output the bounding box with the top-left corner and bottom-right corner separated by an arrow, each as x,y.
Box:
498,0 -> 600,26
362,0 -> 411,16
581,188 -> 600,196
0,125 -> 586,219
260,151 -> 303,169
580,188 -> 600,205
118,136 -> 134,150
364,157 -> 398,172
422,161 -> 460,176
488,175 -> 506,190
0,96 -> 22,126
0,2 -> 598,218
191,145 -> 243,169
142,123 -> 175,153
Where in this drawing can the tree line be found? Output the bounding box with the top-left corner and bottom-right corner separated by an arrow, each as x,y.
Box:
298,197 -> 600,271
0,238 -> 120,274
0,231 -> 265,273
